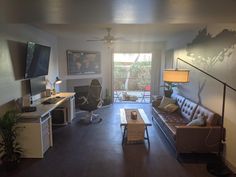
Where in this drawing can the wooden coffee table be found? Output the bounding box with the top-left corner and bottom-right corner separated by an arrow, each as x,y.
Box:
120,108 -> 152,144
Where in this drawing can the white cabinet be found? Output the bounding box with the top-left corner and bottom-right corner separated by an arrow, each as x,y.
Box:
17,114 -> 52,158
18,92 -> 75,158
41,116 -> 52,153
67,96 -> 75,123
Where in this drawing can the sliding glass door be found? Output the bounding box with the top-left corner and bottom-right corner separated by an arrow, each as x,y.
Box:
113,53 -> 152,103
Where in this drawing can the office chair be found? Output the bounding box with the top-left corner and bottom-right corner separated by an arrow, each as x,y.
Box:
78,79 -> 103,124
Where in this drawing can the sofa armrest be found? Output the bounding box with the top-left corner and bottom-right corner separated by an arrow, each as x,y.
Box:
152,98 -> 162,108
175,126 -> 223,154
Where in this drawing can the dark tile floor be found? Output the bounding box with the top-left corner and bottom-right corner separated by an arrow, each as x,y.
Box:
0,103 -> 234,177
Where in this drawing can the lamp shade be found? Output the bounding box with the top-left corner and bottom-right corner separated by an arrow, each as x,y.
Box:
55,77 -> 62,84
163,69 -> 189,83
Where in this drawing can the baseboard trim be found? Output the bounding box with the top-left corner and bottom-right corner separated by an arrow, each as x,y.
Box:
225,159 -> 236,174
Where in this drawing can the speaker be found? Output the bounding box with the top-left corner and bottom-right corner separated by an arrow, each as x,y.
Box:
22,95 -> 31,107
45,89 -> 51,97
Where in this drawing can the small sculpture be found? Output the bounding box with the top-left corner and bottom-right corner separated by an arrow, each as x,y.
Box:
131,111 -> 137,120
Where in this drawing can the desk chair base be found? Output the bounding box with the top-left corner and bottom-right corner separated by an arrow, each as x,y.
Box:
80,111 -> 102,124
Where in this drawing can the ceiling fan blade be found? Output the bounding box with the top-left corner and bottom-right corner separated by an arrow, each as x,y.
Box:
113,37 -> 123,41
110,37 -> 130,42
86,28 -> 127,43
86,39 -> 105,42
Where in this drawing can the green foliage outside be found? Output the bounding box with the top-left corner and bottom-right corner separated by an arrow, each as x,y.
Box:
114,61 -> 151,90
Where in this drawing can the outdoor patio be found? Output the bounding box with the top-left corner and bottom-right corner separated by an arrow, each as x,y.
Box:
113,90 -> 151,103
113,53 -> 152,104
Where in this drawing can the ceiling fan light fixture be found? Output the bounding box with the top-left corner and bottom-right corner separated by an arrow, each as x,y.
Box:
87,27 -> 122,46
104,40 -> 113,44
106,43 -> 113,48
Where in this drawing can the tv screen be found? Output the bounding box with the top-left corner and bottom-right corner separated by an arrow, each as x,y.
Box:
30,76 -> 46,96
25,42 -> 51,78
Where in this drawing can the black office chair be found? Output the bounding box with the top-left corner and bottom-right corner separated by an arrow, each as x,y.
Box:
78,79 -> 103,124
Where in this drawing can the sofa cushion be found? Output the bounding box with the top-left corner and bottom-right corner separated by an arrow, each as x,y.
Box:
180,99 -> 198,121
152,97 -> 162,108
158,96 -> 176,109
187,114 -> 206,126
171,94 -> 186,108
163,103 -> 179,113
153,106 -> 190,124
152,108 -> 186,140
166,123 -> 177,138
160,112 -> 189,124
192,105 -> 219,126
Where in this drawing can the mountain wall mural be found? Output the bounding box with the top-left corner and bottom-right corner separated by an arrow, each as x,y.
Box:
186,28 -> 236,68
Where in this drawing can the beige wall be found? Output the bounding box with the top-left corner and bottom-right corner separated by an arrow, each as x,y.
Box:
58,37 -> 165,98
58,37 -> 112,97
166,24 -> 236,172
0,24 -> 58,111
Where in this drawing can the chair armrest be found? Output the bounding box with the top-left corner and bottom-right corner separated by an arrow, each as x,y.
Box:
97,98 -> 103,108
78,96 -> 88,105
175,126 -> 223,153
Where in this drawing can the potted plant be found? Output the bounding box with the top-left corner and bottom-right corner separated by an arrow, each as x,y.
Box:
161,82 -> 177,98
103,89 -> 112,106
0,110 -> 22,170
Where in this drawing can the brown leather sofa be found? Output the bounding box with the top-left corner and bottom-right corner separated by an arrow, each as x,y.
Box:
152,94 -> 223,155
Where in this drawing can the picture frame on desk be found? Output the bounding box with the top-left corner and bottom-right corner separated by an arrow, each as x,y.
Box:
45,89 -> 51,97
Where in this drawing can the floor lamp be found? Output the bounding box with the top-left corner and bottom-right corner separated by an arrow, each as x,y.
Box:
164,57 -> 236,176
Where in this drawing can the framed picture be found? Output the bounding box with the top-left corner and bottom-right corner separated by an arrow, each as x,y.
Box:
67,50 -> 101,75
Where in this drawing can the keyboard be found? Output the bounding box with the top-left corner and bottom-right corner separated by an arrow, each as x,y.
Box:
42,97 -> 65,105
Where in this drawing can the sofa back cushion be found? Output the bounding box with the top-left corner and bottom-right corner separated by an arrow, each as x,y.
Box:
171,94 -> 185,108
158,96 -> 176,109
192,105 -> 219,126
181,99 -> 198,121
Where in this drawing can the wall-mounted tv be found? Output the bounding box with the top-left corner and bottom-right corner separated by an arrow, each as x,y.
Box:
30,76 -> 46,96
25,42 -> 51,79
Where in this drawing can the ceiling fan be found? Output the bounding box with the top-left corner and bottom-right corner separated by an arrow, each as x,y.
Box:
87,28 -> 121,44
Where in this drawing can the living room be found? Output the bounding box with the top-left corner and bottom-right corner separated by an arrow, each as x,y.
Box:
1,1 -> 236,177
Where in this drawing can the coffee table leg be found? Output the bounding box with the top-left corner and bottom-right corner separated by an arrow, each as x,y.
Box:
145,126 -> 150,145
122,126 -> 127,145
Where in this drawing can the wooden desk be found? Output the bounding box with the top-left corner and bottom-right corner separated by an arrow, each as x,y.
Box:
18,92 -> 75,158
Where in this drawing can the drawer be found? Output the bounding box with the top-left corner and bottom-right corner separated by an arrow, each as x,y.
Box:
42,132 -> 50,153
42,121 -> 49,131
42,127 -> 49,136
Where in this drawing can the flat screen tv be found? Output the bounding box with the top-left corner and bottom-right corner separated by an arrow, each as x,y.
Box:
30,76 -> 46,96
25,42 -> 51,78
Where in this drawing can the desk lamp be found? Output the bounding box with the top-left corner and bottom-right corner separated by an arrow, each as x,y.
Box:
52,77 -> 62,95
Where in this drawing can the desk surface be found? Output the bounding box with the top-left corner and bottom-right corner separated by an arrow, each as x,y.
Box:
20,92 -> 75,119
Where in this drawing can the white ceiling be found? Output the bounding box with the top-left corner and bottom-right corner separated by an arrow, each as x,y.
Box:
2,0 -> 236,42
1,0 -> 236,23
35,24 -> 204,42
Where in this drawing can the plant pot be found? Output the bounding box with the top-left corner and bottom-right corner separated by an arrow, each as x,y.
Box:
2,153 -> 21,171
3,160 -> 18,171
103,98 -> 111,106
164,90 -> 173,98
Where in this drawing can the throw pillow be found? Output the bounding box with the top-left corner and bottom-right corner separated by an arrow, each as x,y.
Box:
187,115 -> 206,126
158,96 -> 176,109
163,103 -> 179,113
